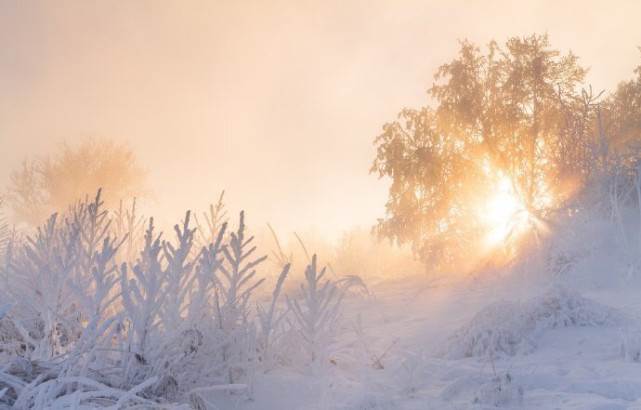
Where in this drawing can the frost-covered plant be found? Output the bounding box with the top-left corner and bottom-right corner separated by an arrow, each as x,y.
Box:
266,223 -> 292,267
194,191 -> 227,250
0,189 -> 343,408
0,192 -> 151,408
135,210 -> 265,398
257,263 -> 290,368
161,211 -> 196,330
13,246 -> 131,409
189,220 -> 227,323
217,211 -> 267,328
70,190 -> 115,279
119,217 -> 171,388
64,231 -> 122,370
113,197 -> 146,266
287,254 -> 344,365
7,212 -> 85,361
446,287 -> 627,359
118,210 -> 273,394
146,212 -> 207,398
214,211 -> 266,383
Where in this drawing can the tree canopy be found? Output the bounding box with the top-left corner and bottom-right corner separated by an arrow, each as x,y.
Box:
372,34 -> 641,265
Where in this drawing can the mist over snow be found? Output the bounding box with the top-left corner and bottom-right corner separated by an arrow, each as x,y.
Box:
2,1 -> 641,409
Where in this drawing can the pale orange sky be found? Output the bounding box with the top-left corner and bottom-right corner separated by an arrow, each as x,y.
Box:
1,0 -> 640,238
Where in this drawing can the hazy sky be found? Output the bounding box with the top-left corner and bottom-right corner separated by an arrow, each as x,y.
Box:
1,0 -> 640,238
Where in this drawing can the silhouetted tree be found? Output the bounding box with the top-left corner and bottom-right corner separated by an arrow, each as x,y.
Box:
371,34 -> 604,264
6,139 -> 147,225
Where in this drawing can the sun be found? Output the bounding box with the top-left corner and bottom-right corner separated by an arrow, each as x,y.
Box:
483,175 -> 531,246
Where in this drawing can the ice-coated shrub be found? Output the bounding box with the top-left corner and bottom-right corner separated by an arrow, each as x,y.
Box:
446,287 -> 627,359
193,190 -> 227,251
256,263 -> 290,368
119,217 -> 170,387
0,190 -> 318,408
287,254 -> 344,366
113,198 -> 146,266
4,191 -> 120,362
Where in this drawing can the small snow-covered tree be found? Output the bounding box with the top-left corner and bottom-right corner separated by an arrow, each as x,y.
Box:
217,211 -> 267,329
287,254 -> 343,365
214,211 -> 267,383
119,218 -> 167,385
66,191 -> 121,318
161,211 -> 196,328
194,191 -> 227,250
113,198 -> 146,266
189,221 -> 227,323
7,212 -> 84,360
257,263 -> 290,368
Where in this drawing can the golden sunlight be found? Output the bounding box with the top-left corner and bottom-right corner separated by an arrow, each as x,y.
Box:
483,174 -> 531,246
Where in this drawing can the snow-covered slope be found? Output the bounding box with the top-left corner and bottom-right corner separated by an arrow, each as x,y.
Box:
230,271 -> 641,410
3,195 -> 641,409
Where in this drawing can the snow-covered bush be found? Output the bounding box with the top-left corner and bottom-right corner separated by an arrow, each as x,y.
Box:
5,191 -> 117,362
256,263 -> 290,369
446,287 -> 627,359
0,190 -> 329,408
193,191 -> 227,251
113,198 -> 146,266
0,192 -> 147,408
119,217 -> 171,389
287,254 -> 344,366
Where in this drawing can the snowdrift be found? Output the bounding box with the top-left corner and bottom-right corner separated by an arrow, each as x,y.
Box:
446,287 -> 628,359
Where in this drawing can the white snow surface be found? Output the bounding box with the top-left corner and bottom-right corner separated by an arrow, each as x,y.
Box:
215,271 -> 641,410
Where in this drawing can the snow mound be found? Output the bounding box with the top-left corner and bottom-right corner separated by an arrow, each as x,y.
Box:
446,287 -> 627,358
473,373 -> 524,407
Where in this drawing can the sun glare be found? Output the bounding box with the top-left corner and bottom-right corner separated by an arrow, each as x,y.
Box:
484,175 -> 531,246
